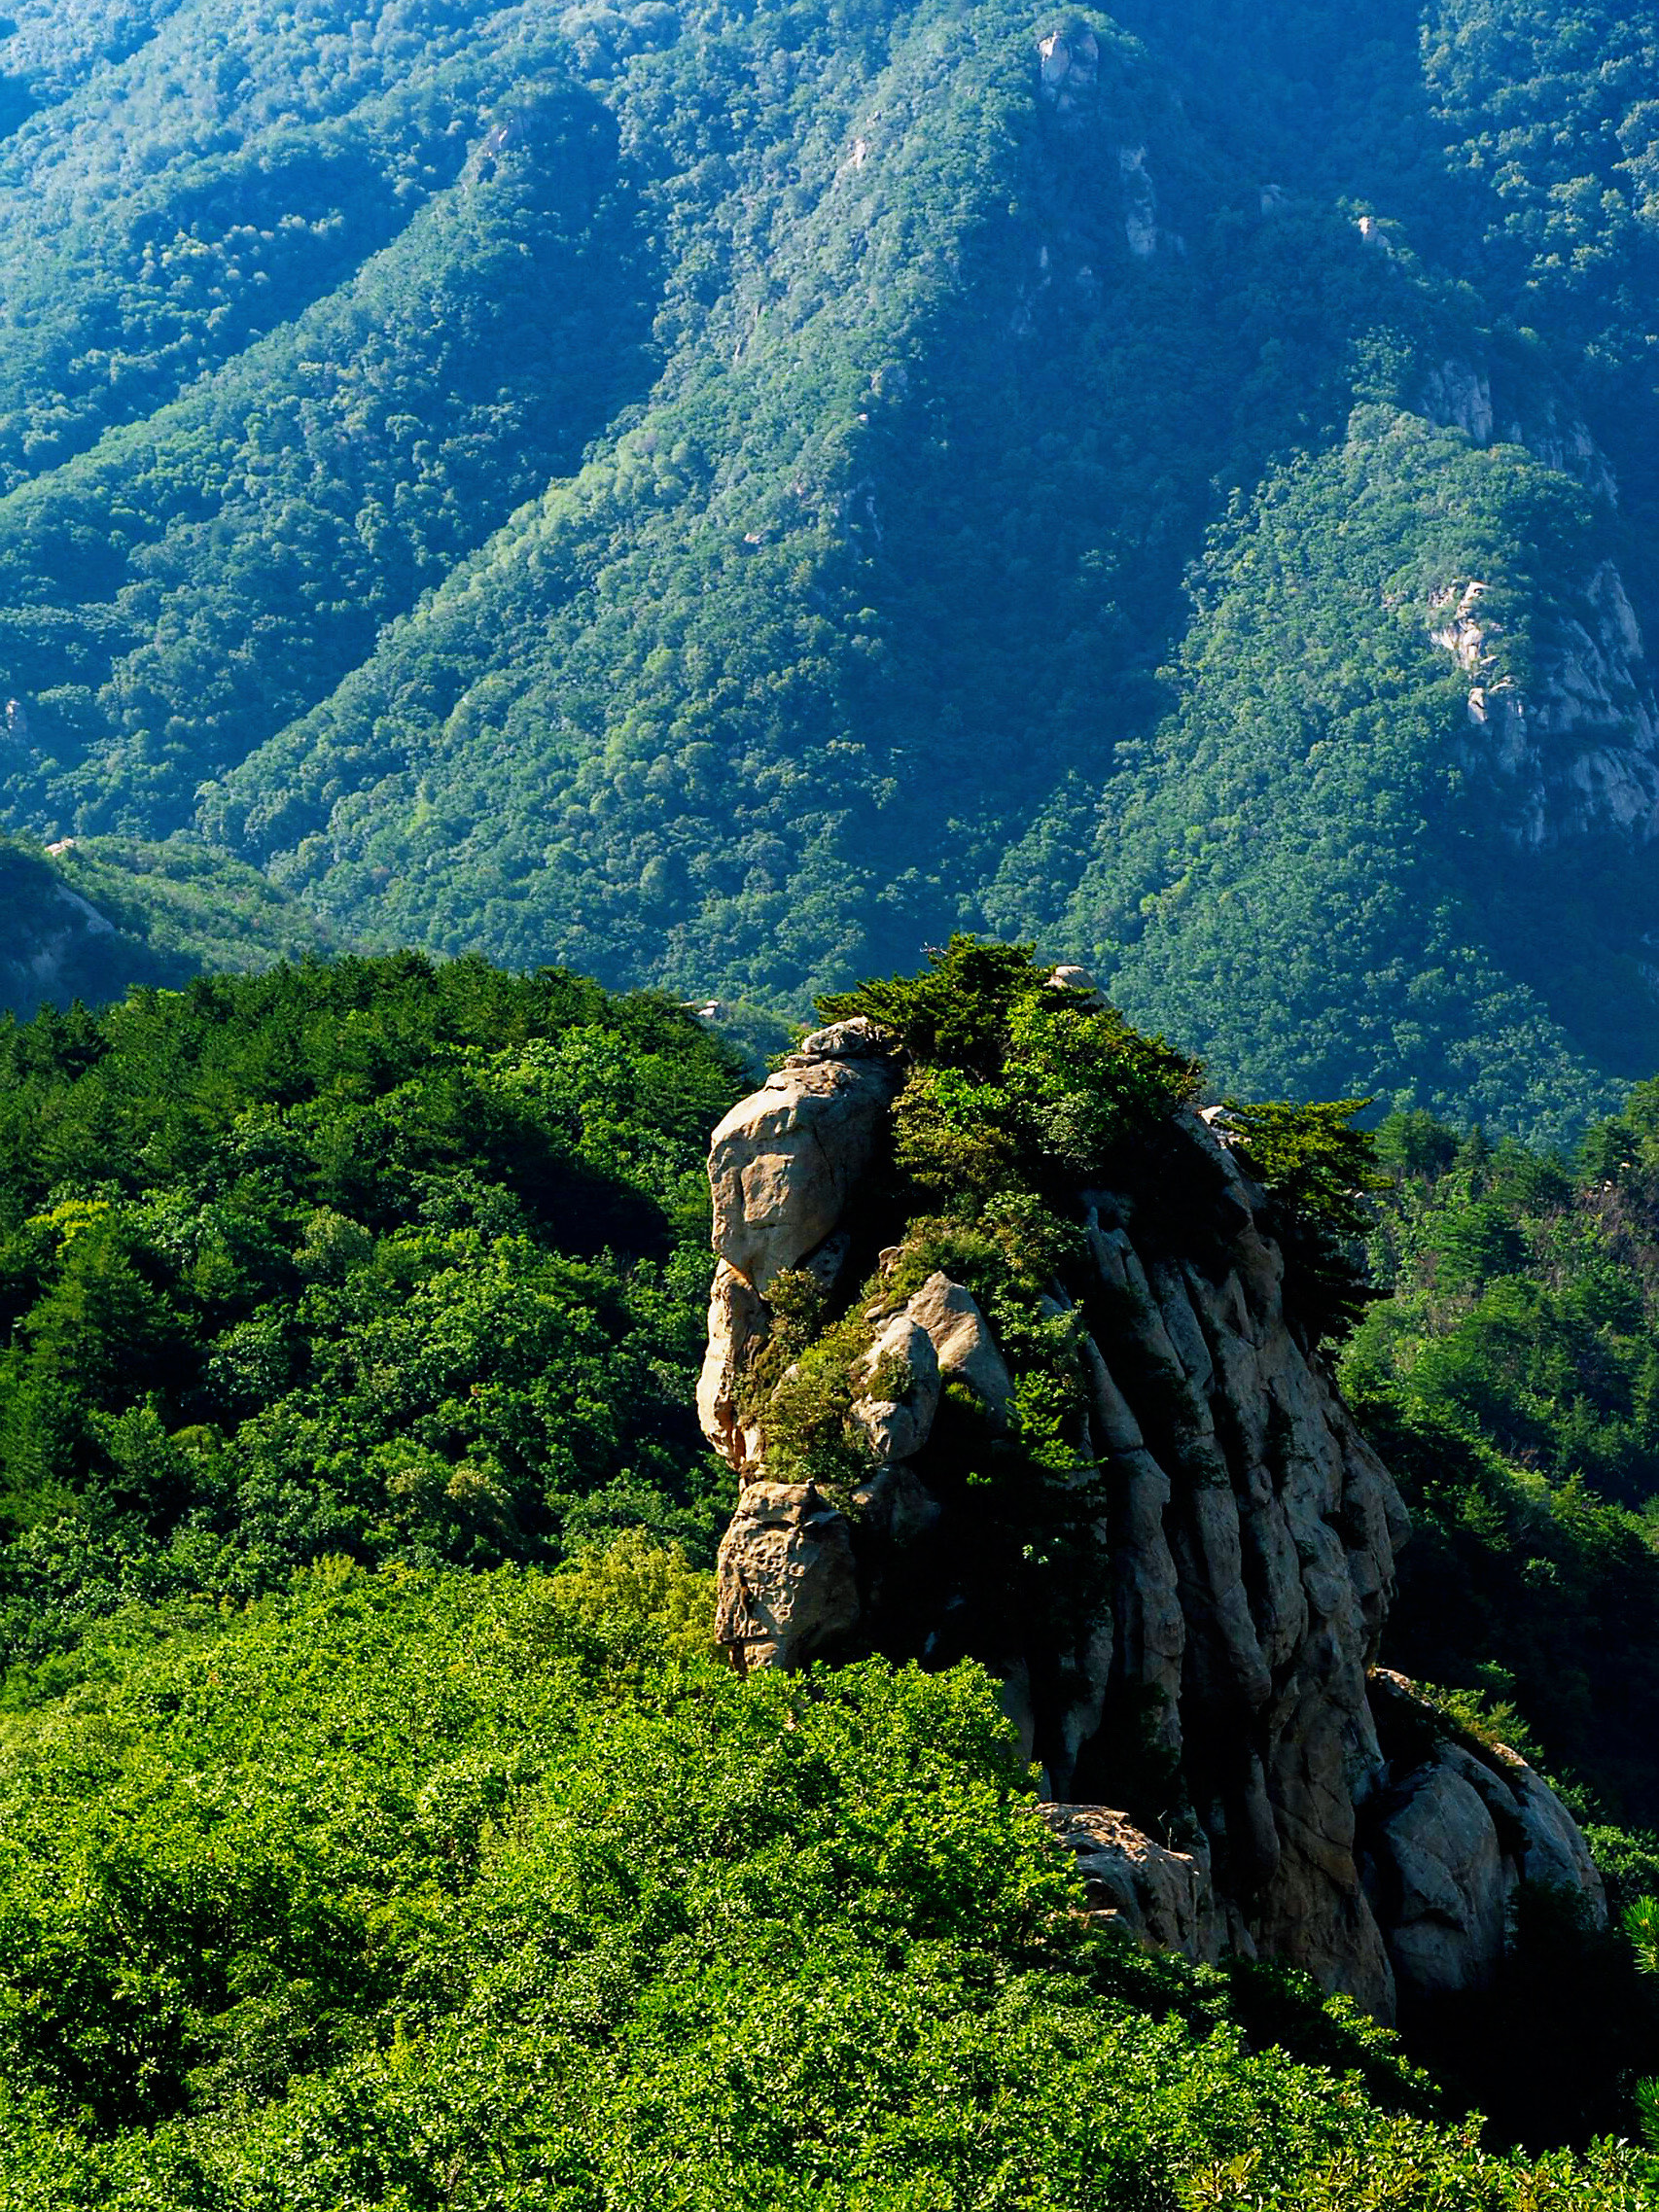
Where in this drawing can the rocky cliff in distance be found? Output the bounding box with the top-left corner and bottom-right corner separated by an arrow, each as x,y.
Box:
0,832 -> 335,1020
697,972 -> 1606,2023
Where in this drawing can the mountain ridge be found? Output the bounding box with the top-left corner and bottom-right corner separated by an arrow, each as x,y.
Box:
1,0 -> 1657,1140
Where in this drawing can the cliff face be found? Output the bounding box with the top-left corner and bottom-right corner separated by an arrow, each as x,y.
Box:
0,838 -> 128,1017
1430,561 -> 1659,851
697,1002 -> 1606,2021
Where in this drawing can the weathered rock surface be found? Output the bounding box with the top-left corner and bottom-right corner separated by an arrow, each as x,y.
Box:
1365,1745 -> 1510,1998
1039,1804 -> 1226,1963
850,1310 -> 941,1461
1363,1668 -> 1606,2006
1038,23 -> 1099,114
713,1481 -> 860,1671
700,988 -> 1605,2019
901,1271 -> 1013,1420
1430,560 -> 1659,851
697,1260 -> 769,1472
706,1016 -> 900,1295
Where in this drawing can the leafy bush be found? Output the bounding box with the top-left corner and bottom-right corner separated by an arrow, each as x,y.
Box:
1346,1089 -> 1659,1833
821,935 -> 1201,1204
1223,1097 -> 1387,1342
0,1548 -> 1645,2208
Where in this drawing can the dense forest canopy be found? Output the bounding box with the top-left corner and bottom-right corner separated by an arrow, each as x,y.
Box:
3,1559 -> 1649,2208
0,952 -> 745,1671
0,0 -> 1653,1134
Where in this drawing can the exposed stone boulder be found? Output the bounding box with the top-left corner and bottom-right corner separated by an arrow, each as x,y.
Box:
1365,1746 -> 1510,1999
850,1310 -> 940,1461
698,1014 -> 1604,2021
696,1260 -> 769,1470
707,1018 -> 900,1296
1045,963 -> 1108,1009
1039,1804 -> 1226,1964
793,1016 -> 893,1061
1506,1758 -> 1606,1908
901,1272 -> 1013,1420
1362,1669 -> 1606,2007
714,1481 -> 860,1672
1037,23 -> 1099,114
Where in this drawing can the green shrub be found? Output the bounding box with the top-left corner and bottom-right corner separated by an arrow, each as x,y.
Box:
0,1549 -> 1646,2209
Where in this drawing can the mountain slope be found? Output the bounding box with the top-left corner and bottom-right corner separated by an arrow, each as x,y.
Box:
0,830 -> 332,1016
0,0 -> 1656,1131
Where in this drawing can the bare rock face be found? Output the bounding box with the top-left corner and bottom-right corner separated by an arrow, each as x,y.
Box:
699,996 -> 1603,2020
1039,1804 -> 1226,1964
1507,1761 -> 1606,1905
714,1481 -> 860,1672
850,1311 -> 940,1461
1037,23 -> 1100,115
706,1017 -> 900,1296
1363,1669 -> 1606,2007
899,1272 -> 1012,1420
1365,1746 -> 1510,1998
697,1261 -> 769,1472
1429,560 -> 1659,851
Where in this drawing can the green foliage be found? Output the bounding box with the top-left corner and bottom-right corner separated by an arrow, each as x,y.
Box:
1019,404 -> 1641,1148
1355,1094 -> 1659,1511
53,835 -> 337,975
1346,1087 -> 1659,1827
750,1303 -> 879,1495
1225,1099 -> 1385,1247
0,0 -> 1647,1139
0,830 -> 333,1022
823,936 -> 1201,1205
0,1551 -> 1643,2207
1627,1894 -> 1659,1976
0,950 -> 745,1671
1224,1097 -> 1387,1340
819,939 -> 1058,1080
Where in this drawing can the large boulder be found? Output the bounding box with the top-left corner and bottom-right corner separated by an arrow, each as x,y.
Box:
707,1018 -> 899,1294
714,1482 -> 860,1671
1505,1758 -> 1606,1910
849,1310 -> 941,1460
1364,1746 -> 1510,1998
902,1271 -> 1013,1419
1362,1669 -> 1606,2006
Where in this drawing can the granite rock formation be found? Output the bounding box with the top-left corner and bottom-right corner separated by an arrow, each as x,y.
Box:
696,997 -> 1606,2020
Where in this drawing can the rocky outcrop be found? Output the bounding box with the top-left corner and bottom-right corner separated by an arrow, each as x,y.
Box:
1039,1803 -> 1227,1964
705,1017 -> 900,1296
697,1261 -> 769,1472
1428,562 -> 1659,851
1421,356 -> 1618,503
849,1308 -> 941,1461
1037,24 -> 1099,116
901,1271 -> 1013,1420
712,1481 -> 860,1670
1362,1669 -> 1606,2006
698,987 -> 1605,2021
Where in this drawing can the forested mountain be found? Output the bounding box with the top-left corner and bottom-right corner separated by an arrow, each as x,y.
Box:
0,0 -> 1654,1138
0,828 -> 332,1015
